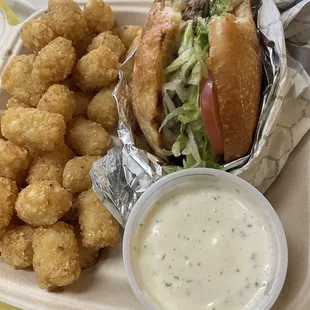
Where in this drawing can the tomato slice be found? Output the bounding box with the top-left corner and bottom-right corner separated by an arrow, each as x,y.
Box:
200,76 -> 224,156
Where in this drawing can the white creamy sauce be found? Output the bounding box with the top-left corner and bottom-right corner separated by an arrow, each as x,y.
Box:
131,180 -> 277,310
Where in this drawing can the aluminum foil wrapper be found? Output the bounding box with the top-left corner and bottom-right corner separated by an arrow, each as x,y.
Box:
90,0 -> 288,227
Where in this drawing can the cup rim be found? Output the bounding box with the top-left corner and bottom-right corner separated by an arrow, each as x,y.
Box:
123,168 -> 288,310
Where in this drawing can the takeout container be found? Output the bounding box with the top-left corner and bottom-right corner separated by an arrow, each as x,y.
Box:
123,168 -> 288,310
0,1 -> 309,309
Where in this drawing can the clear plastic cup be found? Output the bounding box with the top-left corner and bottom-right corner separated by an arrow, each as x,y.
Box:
123,168 -> 288,310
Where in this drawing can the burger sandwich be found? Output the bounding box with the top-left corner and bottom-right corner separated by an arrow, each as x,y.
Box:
132,0 -> 261,168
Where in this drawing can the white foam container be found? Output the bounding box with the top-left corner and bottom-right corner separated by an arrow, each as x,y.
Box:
123,168 -> 288,310
0,1 -> 310,310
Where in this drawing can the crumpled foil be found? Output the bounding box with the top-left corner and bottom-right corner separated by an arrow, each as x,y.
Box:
90,0 -> 288,227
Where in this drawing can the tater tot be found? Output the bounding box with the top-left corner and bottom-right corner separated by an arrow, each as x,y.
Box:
0,226 -> 35,269
72,92 -> 91,117
0,139 -> 30,181
61,202 -> 78,225
0,111 -> 5,139
33,221 -> 80,288
47,0 -> 88,44
33,37 -> 76,84
37,85 -> 76,123
74,31 -> 94,60
1,107 -> 66,152
112,25 -> 142,49
0,229 -> 4,240
87,31 -> 125,60
27,154 -> 64,184
72,46 -> 118,93
87,88 -> 118,132
0,216 -> 23,241
0,177 -> 18,233
30,142 -> 75,163
62,155 -> 100,193
21,19 -> 56,52
66,117 -> 111,156
75,228 -> 100,269
27,144 -> 75,185
83,0 -> 114,33
1,54 -> 48,107
77,189 -> 120,248
15,181 -> 71,226
6,97 -> 32,109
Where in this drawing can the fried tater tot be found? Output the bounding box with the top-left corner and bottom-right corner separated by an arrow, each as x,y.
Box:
27,144 -> 75,185
75,227 -> 100,269
72,46 -> 118,93
0,111 -> 5,139
5,214 -> 25,231
61,76 -> 80,92
0,226 -> 35,269
21,19 -> 56,52
0,178 -> 18,234
87,31 -> 125,60
37,85 -> 76,123
77,189 -> 120,248
0,139 -> 30,181
74,31 -> 95,60
72,92 -> 91,117
15,181 -> 71,226
47,0 -> 88,44
1,54 -> 48,107
66,117 -> 111,156
87,88 -> 118,132
62,155 -> 100,193
83,0 -> 114,33
61,202 -> 78,225
33,37 -> 76,84
29,142 -> 75,162
6,97 -> 32,109
33,221 -> 80,288
27,154 -> 64,184
112,25 -> 142,49
1,107 -> 66,152
0,215 -> 25,243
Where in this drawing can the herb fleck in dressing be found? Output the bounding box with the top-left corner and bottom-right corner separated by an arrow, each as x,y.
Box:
131,181 -> 277,310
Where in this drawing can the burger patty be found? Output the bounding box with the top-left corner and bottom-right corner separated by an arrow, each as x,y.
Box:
182,0 -> 209,21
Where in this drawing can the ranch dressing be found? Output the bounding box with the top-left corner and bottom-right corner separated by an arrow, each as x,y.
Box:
131,180 -> 277,310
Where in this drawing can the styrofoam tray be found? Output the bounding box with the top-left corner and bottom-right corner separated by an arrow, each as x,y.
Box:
0,1 -> 309,309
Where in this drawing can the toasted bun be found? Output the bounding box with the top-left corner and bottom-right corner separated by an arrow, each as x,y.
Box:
132,1 -> 182,159
208,1 -> 261,162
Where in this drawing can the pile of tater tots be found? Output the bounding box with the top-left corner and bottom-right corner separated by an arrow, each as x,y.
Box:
0,0 -> 142,289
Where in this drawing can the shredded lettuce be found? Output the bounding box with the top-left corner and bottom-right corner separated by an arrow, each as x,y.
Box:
161,18 -> 220,169
162,165 -> 184,175
159,107 -> 183,131
175,83 -> 190,102
180,53 -> 197,81
210,0 -> 229,16
188,61 -> 202,85
185,126 -> 201,164
195,17 -> 209,48
178,20 -> 194,55
172,134 -> 188,157
164,48 -> 194,74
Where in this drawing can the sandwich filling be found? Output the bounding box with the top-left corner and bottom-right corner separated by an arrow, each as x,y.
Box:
160,0 -> 229,168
